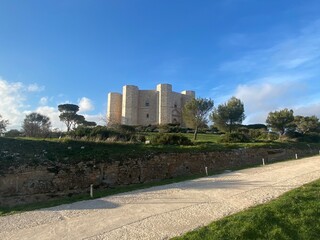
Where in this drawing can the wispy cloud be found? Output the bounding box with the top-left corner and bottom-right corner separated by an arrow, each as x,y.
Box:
216,19 -> 320,124
219,19 -> 320,74
39,97 -> 48,105
27,83 -> 45,92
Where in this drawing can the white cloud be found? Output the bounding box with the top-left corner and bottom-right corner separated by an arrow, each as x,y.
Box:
234,79 -> 317,124
27,83 -> 45,92
78,97 -> 94,113
82,113 -> 106,126
39,97 -> 48,105
0,78 -> 26,129
294,103 -> 320,118
35,106 -> 66,131
0,77 -> 103,131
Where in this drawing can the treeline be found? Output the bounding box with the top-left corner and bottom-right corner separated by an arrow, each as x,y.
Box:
0,103 -> 96,138
1,98 -> 320,144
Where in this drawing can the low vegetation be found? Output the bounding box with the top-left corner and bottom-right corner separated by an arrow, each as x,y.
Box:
150,133 -> 192,145
172,178 -> 320,240
1,135 -> 320,173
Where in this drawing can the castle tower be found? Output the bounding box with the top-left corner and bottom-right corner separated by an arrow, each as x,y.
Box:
107,92 -> 122,125
122,85 -> 139,125
181,90 -> 195,98
156,83 -> 172,124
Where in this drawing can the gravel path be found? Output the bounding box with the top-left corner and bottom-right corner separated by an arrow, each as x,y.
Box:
1,155 -> 320,240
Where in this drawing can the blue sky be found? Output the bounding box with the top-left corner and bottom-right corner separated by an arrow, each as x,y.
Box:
1,0 -> 320,130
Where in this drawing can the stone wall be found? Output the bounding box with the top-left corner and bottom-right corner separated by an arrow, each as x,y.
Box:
0,147 -> 318,207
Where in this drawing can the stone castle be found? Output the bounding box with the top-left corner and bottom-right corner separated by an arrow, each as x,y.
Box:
107,84 -> 195,126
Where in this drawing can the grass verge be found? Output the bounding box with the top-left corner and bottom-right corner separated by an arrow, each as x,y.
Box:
172,178 -> 320,240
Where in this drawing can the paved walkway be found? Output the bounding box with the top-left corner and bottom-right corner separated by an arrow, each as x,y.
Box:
1,155 -> 320,240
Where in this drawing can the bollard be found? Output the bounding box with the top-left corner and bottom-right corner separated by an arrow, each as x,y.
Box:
262,158 -> 265,166
90,184 -> 93,198
205,166 -> 208,176
295,154 -> 298,159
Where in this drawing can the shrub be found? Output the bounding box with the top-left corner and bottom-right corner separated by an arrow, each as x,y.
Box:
72,126 -> 92,138
158,124 -> 188,133
4,129 -> 21,138
70,125 -> 136,142
249,129 -> 268,140
110,124 -> 136,134
297,132 -> 320,143
219,132 -> 251,143
89,126 -> 111,139
150,133 -> 192,145
136,134 -> 146,142
268,132 -> 280,141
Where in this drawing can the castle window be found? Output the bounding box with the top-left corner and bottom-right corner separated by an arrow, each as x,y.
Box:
174,103 -> 177,108
146,114 -> 149,118
145,101 -> 149,107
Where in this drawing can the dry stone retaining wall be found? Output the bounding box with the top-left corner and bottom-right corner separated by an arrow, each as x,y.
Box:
0,147 -> 318,206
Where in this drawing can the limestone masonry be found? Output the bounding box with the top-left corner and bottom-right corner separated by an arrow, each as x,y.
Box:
107,84 -> 195,125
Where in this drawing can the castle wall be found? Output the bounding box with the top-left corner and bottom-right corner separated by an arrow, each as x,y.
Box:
137,90 -> 158,125
107,93 -> 122,125
157,84 -> 172,124
122,85 -> 139,125
107,83 -> 195,126
171,92 -> 183,124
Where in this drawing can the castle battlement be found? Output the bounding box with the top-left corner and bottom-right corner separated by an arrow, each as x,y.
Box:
107,84 -> 195,126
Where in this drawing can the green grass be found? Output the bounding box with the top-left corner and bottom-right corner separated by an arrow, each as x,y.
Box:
145,132 -> 222,143
1,136 -> 319,172
172,178 -> 320,240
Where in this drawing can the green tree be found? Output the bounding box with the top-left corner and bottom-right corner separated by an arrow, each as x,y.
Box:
58,104 -> 80,132
182,98 -> 214,140
82,120 -> 97,127
5,129 -> 21,137
294,115 -> 320,134
22,112 -> 51,137
0,114 -> 9,134
210,97 -> 245,133
72,114 -> 85,129
266,108 -> 294,136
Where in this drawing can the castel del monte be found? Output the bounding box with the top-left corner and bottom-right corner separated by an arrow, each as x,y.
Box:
107,83 -> 195,126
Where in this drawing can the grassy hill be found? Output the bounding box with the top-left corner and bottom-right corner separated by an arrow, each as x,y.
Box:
1,134 -> 319,172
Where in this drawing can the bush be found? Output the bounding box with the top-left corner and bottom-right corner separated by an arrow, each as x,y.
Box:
268,132 -> 280,141
70,125 -> 136,142
158,124 -> 189,133
110,124 -> 136,134
4,129 -> 21,138
297,132 -> 320,143
150,133 -> 193,145
219,132 -> 251,143
249,129 -> 268,140
136,134 -> 146,142
72,126 -> 92,138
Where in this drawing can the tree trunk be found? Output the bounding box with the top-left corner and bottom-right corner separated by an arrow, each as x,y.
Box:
194,126 -> 198,140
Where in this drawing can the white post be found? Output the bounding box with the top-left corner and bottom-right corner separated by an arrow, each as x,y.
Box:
295,154 -> 298,159
205,166 -> 208,176
90,184 -> 93,198
262,158 -> 265,166
319,150 -> 320,155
